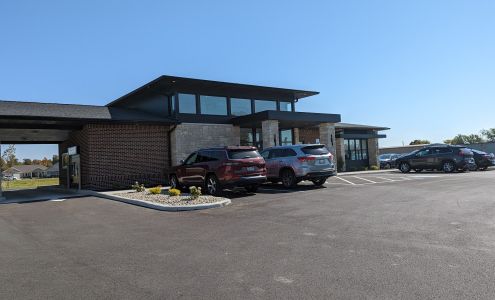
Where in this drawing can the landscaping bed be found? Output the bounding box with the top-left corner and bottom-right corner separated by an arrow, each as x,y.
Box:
113,191 -> 229,206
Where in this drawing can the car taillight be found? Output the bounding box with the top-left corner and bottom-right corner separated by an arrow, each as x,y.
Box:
298,156 -> 316,162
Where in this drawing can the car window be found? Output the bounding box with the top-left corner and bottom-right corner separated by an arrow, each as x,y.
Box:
436,147 -> 453,154
198,150 -> 225,162
184,152 -> 198,165
302,145 -> 329,155
261,150 -> 270,159
379,154 -> 392,160
416,149 -> 431,157
227,149 -> 261,159
284,149 -> 297,157
269,149 -> 283,159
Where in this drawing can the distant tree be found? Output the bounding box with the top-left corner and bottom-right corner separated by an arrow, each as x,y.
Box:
23,158 -> 33,165
443,139 -> 453,145
52,155 -> 59,165
481,128 -> 495,142
448,134 -> 484,145
1,144 -> 17,170
40,157 -> 53,167
0,157 -> 6,171
409,139 -> 431,145
32,159 -> 41,165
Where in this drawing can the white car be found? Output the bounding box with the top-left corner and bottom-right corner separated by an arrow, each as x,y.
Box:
2,175 -> 16,181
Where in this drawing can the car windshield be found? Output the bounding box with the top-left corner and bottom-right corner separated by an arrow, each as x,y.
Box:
301,145 -> 329,155
227,149 -> 261,159
471,149 -> 486,155
379,154 -> 392,160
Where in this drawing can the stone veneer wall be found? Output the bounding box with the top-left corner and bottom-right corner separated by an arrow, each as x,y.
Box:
170,123 -> 240,165
299,127 -> 319,144
60,123 -> 170,190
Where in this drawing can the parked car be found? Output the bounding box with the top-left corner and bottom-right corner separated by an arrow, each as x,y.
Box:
260,144 -> 336,188
169,146 -> 267,195
1,174 -> 16,181
396,145 -> 475,173
379,153 -> 403,169
469,149 -> 495,170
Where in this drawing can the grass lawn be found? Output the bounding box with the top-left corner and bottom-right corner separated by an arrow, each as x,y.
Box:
1,178 -> 60,190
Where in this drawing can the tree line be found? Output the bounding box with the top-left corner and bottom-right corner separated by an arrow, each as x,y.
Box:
410,128 -> 495,145
0,144 -> 59,171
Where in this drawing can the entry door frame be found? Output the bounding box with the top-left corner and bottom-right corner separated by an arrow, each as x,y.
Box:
68,154 -> 81,190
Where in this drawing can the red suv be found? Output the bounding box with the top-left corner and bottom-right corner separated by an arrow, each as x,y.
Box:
169,146 -> 267,195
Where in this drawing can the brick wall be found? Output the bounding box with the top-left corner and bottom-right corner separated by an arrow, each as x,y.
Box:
60,123 -> 170,190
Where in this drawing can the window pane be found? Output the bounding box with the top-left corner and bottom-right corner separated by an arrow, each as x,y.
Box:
170,95 -> 175,114
200,95 -> 227,115
280,129 -> 293,145
254,100 -> 277,113
279,101 -> 291,111
240,128 -> 254,146
178,93 -> 196,114
231,98 -> 252,116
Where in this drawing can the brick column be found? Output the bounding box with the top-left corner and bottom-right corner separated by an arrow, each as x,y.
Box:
262,120 -> 279,149
367,133 -> 379,168
0,141 -> 4,201
319,123 -> 337,159
293,128 -> 300,144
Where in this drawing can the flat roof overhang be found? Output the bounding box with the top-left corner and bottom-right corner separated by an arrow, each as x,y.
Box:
0,100 -> 177,143
230,110 -> 341,128
108,75 -> 320,106
336,133 -> 387,139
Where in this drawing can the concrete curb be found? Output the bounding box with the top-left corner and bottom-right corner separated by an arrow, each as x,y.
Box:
87,190 -> 231,211
337,169 -> 399,176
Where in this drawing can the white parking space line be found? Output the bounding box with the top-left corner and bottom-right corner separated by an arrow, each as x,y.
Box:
353,176 -> 377,183
371,176 -> 397,182
335,176 -> 356,185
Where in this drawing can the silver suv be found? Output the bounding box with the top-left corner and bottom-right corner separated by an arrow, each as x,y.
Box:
260,144 -> 336,188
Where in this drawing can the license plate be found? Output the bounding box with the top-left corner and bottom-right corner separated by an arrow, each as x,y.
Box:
246,166 -> 256,172
316,159 -> 329,165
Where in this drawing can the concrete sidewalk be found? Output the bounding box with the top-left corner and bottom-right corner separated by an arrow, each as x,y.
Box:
0,186 -> 89,204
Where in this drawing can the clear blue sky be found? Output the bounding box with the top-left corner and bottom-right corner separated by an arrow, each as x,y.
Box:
1,0 -> 494,159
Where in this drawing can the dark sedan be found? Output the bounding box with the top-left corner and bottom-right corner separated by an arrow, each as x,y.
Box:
470,149 -> 495,170
379,153 -> 402,169
396,145 -> 475,173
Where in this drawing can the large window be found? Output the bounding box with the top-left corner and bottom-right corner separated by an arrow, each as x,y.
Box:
280,129 -> 293,145
254,100 -> 277,113
231,98 -> 252,116
240,128 -> 262,149
178,93 -> 196,114
279,101 -> 292,111
200,95 -> 227,115
345,139 -> 368,161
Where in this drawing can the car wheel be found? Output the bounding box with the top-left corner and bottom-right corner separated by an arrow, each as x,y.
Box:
442,161 -> 456,173
399,162 -> 411,173
245,185 -> 259,193
169,175 -> 180,189
205,175 -> 222,196
311,177 -> 327,186
479,166 -> 488,171
384,163 -> 391,169
281,169 -> 297,188
413,168 -> 423,172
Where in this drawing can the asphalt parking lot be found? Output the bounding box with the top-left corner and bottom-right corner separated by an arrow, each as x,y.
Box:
1,170 -> 495,299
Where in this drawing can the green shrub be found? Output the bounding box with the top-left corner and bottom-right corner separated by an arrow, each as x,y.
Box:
168,188 -> 181,196
370,165 -> 380,171
131,181 -> 145,192
189,186 -> 202,199
148,186 -> 162,195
